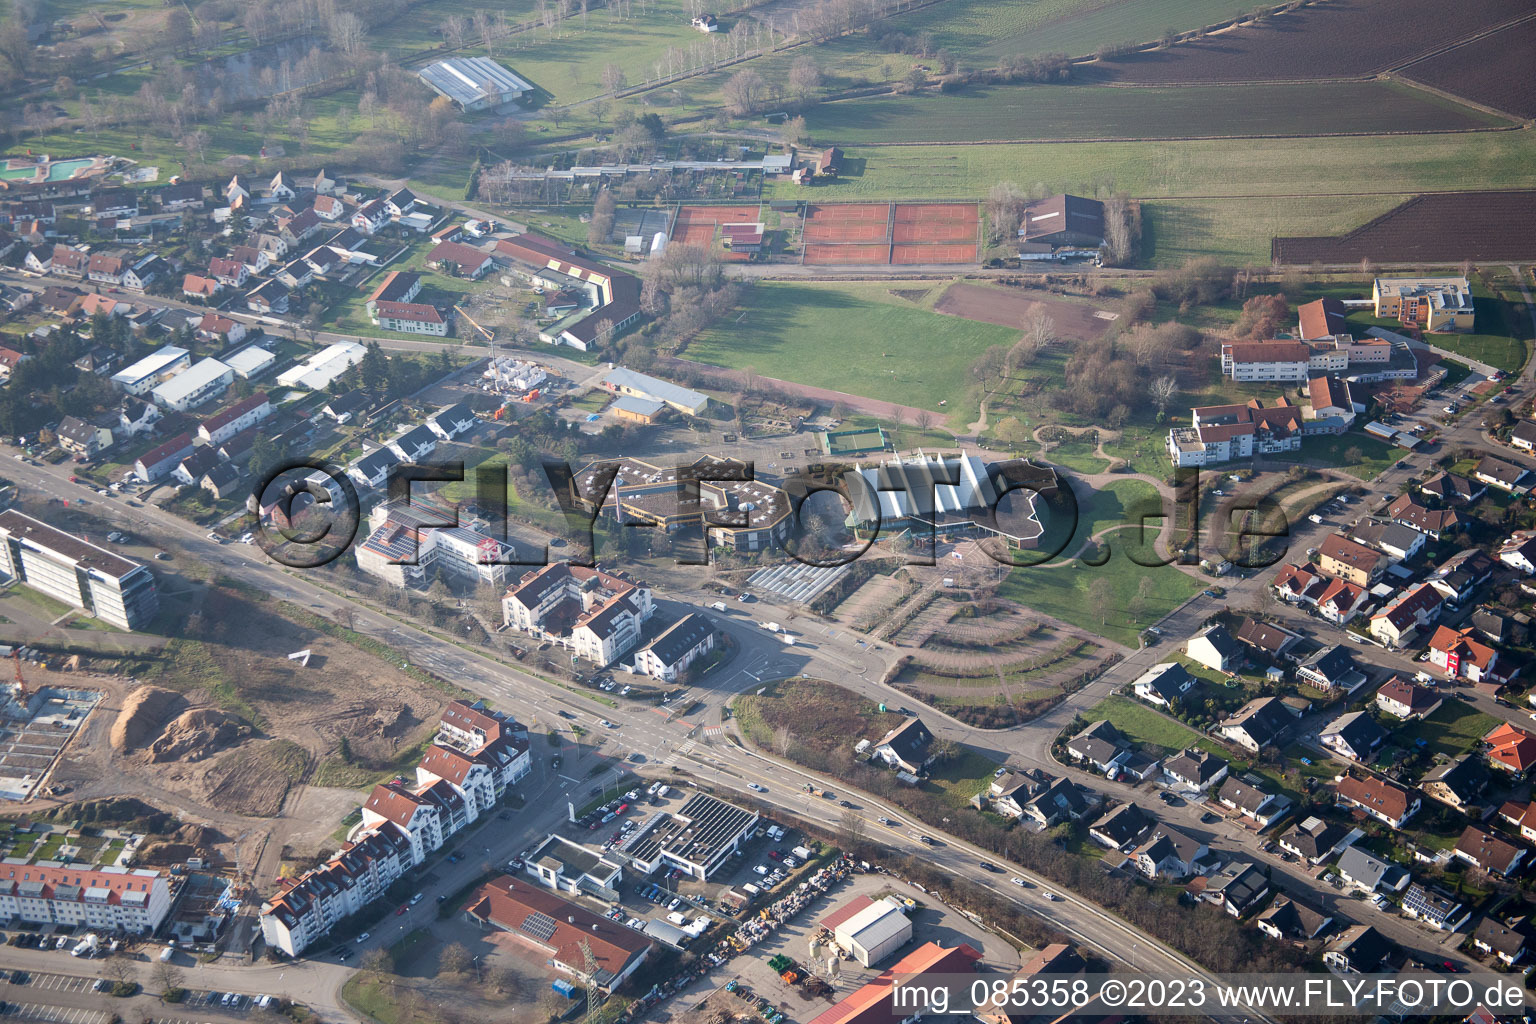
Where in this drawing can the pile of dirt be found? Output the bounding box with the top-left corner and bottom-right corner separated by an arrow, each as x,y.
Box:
136,821 -> 224,867
147,709 -> 254,763
110,686 -> 185,753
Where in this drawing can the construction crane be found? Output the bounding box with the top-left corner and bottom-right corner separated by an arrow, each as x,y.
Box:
12,649 -> 26,703
453,305 -> 494,343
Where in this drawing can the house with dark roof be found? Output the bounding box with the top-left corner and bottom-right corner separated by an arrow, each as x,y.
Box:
1203,861 -> 1271,918
1474,455 -> 1530,495
1320,711 -> 1388,763
1020,776 -> 1096,828
1472,917 -> 1530,965
1401,883 -> 1469,931
873,717 -> 934,775
1186,624 -> 1242,674
1454,825 -> 1527,877
1420,756 -> 1487,815
1375,677 -> 1442,721
1350,518 -> 1426,562
1132,661 -> 1196,708
1369,582 -> 1443,649
348,447 -> 401,490
1278,815 -> 1361,866
1066,720 -> 1129,774
1335,774 -> 1419,828
1232,617 -> 1303,662
1089,802 -> 1151,851
426,402 -> 477,441
1388,493 -> 1462,540
1256,893 -> 1332,943
1431,547 -> 1498,605
1218,697 -> 1294,753
386,424 -> 439,462
1323,924 -> 1394,973
1163,748 -> 1228,792
1134,824 -> 1214,881
1419,471 -> 1485,505
1336,846 -> 1410,894
1497,532 -> 1536,576
1017,194 -> 1104,247
1217,775 -> 1291,828
1296,645 -> 1367,695
987,768 -> 1054,819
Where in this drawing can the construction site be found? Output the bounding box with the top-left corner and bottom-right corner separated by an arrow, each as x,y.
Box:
0,646 -> 101,802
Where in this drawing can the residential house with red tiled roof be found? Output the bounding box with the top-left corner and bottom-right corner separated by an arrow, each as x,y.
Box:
1430,625 -> 1510,684
1485,723 -> 1536,776
1335,773 -> 1420,828
1368,583 -> 1442,649
1454,825 -> 1526,877
360,783 -> 443,864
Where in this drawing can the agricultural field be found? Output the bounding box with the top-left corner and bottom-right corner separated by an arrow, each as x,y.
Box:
686,282 -> 1021,427
1401,17 -> 1536,119
764,129 -> 1536,203
803,81 -> 1504,145
1081,0 -> 1532,83
1271,190 -> 1536,265
1145,195 -> 1412,267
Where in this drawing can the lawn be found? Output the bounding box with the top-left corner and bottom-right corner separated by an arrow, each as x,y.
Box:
926,749 -> 1002,808
1041,438 -> 1110,475
1421,273 -> 1533,375
803,81 -> 1503,145
687,282 -> 1023,429
1269,430 -> 1400,481
1393,702 -> 1500,759
0,585 -> 75,621
763,129 -> 1536,202
996,480 -> 1199,647
1084,695 -> 1206,755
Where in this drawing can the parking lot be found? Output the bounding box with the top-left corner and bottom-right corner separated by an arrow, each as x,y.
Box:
0,1004 -> 109,1024
3,974 -> 96,995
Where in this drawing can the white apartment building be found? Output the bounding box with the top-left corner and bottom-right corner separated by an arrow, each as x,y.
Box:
0,510 -> 159,630
354,497 -> 512,589
111,345 -> 189,396
0,865 -> 170,934
150,357 -> 234,412
1167,399 -> 1304,467
503,563 -> 654,667
260,825 -> 414,957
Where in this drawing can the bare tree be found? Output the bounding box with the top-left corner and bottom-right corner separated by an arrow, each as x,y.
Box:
600,63 -> 626,94
915,408 -> 936,433
1149,375 -> 1178,420
1101,195 -> 1140,267
439,942 -> 473,976
441,15 -> 468,49
359,947 -> 393,977
154,961 -> 184,997
102,959 -> 134,988
722,70 -> 767,116
985,181 -> 1027,244
327,12 -> 367,57
788,56 -> 822,103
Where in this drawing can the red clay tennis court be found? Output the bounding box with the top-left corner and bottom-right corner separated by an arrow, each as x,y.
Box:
673,204 -> 761,246
803,203 -> 891,243
804,243 -> 893,265
892,203 -> 979,243
892,242 -> 979,264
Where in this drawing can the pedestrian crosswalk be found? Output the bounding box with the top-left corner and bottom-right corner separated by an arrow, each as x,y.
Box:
662,741 -> 696,765
702,725 -> 724,737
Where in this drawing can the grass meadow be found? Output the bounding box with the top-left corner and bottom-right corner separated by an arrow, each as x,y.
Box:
687,282 -> 1022,428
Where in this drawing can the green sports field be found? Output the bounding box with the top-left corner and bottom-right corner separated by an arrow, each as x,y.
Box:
803,81 -> 1504,145
686,282 -> 1021,428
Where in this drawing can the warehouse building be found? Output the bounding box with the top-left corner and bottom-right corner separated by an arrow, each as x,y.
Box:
111,345 -> 189,395
150,356 -> 234,412
0,510 -> 159,630
417,57 -> 534,112
822,895 -> 913,967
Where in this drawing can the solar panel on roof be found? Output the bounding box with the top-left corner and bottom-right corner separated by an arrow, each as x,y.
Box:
520,910 -> 558,942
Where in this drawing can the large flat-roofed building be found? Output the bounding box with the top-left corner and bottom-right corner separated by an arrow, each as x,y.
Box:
613,792 -> 759,881
111,345 -> 189,395
277,341 -> 366,390
573,455 -> 792,552
524,834 -> 623,898
0,510 -> 158,630
823,895 -> 913,967
150,356 -> 233,412
465,876 -> 651,993
1373,276 -> 1474,332
599,367 -> 708,416
417,57 -> 534,111
842,454 -> 1053,547
0,864 -> 171,934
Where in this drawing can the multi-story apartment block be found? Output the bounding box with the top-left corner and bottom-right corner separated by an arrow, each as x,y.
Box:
0,865 -> 170,934
260,824 -> 414,957
0,510 -> 159,630
1166,399 -> 1303,467
434,699 -> 531,796
503,563 -> 654,667
1373,276 -> 1474,332
355,497 -> 513,589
